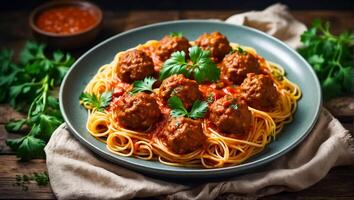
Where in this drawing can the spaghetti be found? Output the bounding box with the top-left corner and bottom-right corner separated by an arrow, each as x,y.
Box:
81,34 -> 301,168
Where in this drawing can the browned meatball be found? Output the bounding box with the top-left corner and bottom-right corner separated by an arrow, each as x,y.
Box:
162,117 -> 206,154
221,51 -> 261,84
240,73 -> 279,111
117,49 -> 155,83
159,74 -> 202,108
156,35 -> 191,61
209,95 -> 252,135
195,32 -> 231,62
115,93 -> 161,131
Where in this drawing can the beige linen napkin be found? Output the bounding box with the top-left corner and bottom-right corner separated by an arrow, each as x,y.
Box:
45,4 -> 354,200
226,4 -> 307,49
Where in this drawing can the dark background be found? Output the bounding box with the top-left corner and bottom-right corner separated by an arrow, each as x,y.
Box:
0,0 -> 353,10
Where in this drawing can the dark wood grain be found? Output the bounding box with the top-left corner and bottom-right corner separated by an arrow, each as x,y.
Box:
0,9 -> 353,200
0,155 -> 55,199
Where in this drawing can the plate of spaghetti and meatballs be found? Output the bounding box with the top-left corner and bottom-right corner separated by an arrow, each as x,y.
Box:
60,20 -> 321,178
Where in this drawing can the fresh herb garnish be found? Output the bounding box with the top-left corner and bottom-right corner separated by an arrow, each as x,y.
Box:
14,172 -> 49,191
298,20 -> 354,99
228,48 -> 236,55
1,41 -> 74,161
160,46 -> 220,83
129,77 -> 157,94
237,47 -> 247,55
160,51 -> 189,79
167,96 -> 208,119
80,91 -> 112,111
272,69 -> 284,81
206,94 -> 215,103
168,96 -> 188,117
230,104 -> 239,110
188,100 -> 209,119
169,32 -> 184,37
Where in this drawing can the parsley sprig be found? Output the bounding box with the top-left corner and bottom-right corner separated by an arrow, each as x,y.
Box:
160,46 -> 220,83
80,91 -> 112,111
298,20 -> 354,99
169,32 -> 183,37
1,41 -> 74,161
237,47 -> 247,55
129,77 -> 157,94
230,104 -> 239,110
167,96 -> 208,119
14,172 -> 49,191
228,46 -> 247,55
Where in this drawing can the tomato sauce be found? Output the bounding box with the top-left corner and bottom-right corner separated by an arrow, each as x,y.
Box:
36,5 -> 98,34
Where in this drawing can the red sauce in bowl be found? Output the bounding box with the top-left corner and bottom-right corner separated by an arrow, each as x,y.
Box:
35,5 -> 98,35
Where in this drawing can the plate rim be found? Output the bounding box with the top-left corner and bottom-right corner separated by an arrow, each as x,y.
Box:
59,19 -> 322,176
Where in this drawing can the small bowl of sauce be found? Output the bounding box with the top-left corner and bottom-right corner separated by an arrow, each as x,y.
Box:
30,1 -> 102,49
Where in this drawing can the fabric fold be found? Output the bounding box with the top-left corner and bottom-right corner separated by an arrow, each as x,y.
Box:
225,4 -> 307,49
46,4 -> 354,200
45,109 -> 354,200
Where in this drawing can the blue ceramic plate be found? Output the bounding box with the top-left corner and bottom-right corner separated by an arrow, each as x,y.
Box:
60,20 -> 321,178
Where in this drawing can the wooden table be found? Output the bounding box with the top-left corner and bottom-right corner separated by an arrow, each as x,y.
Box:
0,9 -> 353,200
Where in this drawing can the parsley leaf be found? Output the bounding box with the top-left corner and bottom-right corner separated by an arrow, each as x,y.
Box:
169,32 -> 183,37
168,96 -> 188,117
159,51 -> 189,80
5,119 -> 27,132
189,46 -> 220,83
80,91 -> 112,111
168,96 -> 208,119
1,41 -> 75,161
237,47 -> 247,55
0,41 -> 74,110
39,114 -> 62,141
160,46 -> 220,83
298,20 -> 354,99
130,77 -> 157,94
188,100 -> 209,119
6,135 -> 46,161
206,94 -> 215,103
230,104 -> 239,110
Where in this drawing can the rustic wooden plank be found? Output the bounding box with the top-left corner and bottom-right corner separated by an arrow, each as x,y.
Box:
0,104 -> 24,124
343,123 -> 354,134
123,10 -> 179,30
0,10 -> 353,200
325,97 -> 354,120
1,10 -> 353,52
0,125 -> 24,154
261,166 -> 354,199
262,196 -> 354,200
291,11 -> 354,33
0,155 -> 353,199
0,11 -> 31,49
180,10 -> 240,20
180,10 -> 354,32
0,155 -> 55,199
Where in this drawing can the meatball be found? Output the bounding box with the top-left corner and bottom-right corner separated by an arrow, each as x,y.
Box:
195,32 -> 231,62
115,93 -> 161,131
156,35 -> 191,61
209,95 -> 252,135
221,51 -> 261,84
159,74 -> 202,108
240,73 -> 279,111
117,49 -> 155,83
162,117 -> 206,154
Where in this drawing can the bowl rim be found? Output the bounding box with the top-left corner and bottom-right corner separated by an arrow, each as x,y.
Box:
59,19 -> 322,177
29,0 -> 103,37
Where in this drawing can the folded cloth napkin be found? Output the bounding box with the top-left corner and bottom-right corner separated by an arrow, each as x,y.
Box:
225,4 -> 306,49
45,4 -> 354,200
